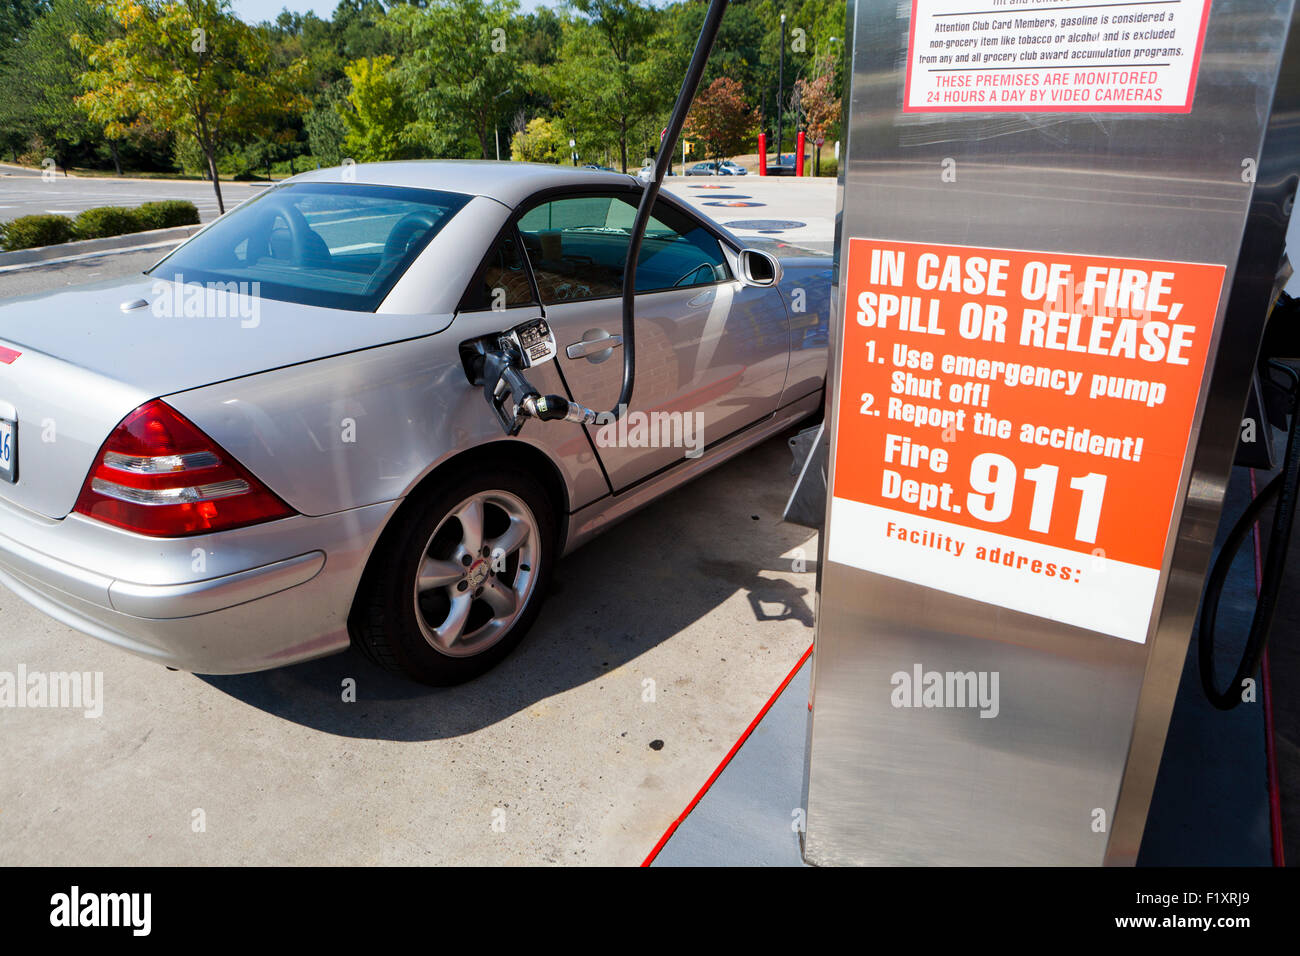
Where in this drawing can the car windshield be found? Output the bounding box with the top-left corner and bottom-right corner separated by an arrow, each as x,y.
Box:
149,182 -> 471,312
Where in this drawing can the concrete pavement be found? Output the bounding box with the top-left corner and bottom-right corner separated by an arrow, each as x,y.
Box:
0,430 -> 820,865
664,176 -> 836,252
0,246 -> 824,866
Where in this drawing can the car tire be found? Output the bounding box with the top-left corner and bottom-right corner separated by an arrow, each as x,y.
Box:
349,463 -> 557,686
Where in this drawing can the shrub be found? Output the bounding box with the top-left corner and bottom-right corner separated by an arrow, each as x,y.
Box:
0,201 -> 201,252
72,205 -> 146,241
511,117 -> 568,165
134,200 -> 199,230
815,157 -> 838,178
0,214 -> 74,251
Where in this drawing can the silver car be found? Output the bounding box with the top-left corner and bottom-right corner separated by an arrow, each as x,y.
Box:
0,161 -> 829,685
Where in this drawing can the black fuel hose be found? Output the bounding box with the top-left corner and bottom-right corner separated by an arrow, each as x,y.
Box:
524,0 -> 731,428
597,0 -> 730,423
1199,360 -> 1300,710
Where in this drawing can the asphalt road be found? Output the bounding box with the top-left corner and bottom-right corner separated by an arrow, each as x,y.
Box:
0,248 -> 162,300
0,162 -> 837,253
0,163 -> 270,223
0,231 -> 823,866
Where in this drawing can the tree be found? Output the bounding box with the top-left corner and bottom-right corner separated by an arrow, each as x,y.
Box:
661,0 -> 766,106
340,54 -> 414,162
510,117 -> 567,164
795,72 -> 840,174
0,0 -> 114,173
562,0 -> 663,173
685,77 -> 758,164
750,0 -> 846,147
385,0 -> 524,159
334,0 -> 393,63
304,90 -> 348,167
77,0 -> 307,213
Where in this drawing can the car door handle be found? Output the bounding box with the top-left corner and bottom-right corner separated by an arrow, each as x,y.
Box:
566,333 -> 623,360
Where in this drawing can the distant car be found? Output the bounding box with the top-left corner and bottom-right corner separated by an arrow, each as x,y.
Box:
686,161 -> 741,177
582,163 -> 616,172
765,154 -> 798,176
0,160 -> 830,686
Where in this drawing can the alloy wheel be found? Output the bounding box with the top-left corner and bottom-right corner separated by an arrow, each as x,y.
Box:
412,490 -> 540,658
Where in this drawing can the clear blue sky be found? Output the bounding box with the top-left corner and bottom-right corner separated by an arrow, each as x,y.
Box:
230,0 -> 561,23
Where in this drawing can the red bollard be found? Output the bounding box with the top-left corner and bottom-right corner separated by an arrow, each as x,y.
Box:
796,131 -> 806,177
757,132 -> 767,176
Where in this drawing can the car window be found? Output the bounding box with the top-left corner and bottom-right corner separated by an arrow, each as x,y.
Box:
459,227 -> 536,312
150,182 -> 470,312
516,193 -> 730,305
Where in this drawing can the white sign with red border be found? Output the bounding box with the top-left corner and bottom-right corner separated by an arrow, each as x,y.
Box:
904,0 -> 1212,113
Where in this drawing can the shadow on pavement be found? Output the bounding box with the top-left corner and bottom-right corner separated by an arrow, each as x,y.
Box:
199,429 -> 819,740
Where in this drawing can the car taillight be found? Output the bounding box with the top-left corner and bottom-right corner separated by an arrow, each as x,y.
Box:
73,400 -> 295,537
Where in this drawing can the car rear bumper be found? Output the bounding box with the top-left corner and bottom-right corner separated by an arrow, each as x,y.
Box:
0,496 -> 392,674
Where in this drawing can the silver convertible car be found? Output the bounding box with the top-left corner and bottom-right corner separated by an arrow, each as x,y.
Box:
0,162 -> 829,684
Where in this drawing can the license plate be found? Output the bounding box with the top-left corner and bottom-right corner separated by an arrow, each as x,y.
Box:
0,418 -> 15,483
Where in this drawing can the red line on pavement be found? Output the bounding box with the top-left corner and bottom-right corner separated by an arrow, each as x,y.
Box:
640,642 -> 814,867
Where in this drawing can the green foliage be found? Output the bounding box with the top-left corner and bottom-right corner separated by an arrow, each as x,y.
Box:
0,214 -> 75,251
304,91 -> 348,167
340,54 -> 415,162
0,200 -> 199,250
511,117 -> 567,164
76,0 -> 310,211
554,0 -> 668,172
0,0 -> 114,170
134,200 -> 201,230
1,0 -> 849,180
173,137 -> 209,177
71,205 -> 146,241
385,0 -> 525,159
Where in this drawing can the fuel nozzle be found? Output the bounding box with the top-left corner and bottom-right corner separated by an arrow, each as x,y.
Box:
461,318 -> 598,435
479,347 -> 540,436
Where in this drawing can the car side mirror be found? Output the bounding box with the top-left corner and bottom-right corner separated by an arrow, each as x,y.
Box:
737,248 -> 783,287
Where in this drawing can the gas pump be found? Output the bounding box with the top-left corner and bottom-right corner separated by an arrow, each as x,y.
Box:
801,0 -> 1300,866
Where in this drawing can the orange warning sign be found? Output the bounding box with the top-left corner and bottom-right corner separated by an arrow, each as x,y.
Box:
828,238 -> 1226,643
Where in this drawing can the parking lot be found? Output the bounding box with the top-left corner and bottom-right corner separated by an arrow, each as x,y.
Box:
0,196 -> 824,865
0,162 -> 836,255
0,163 -> 268,223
